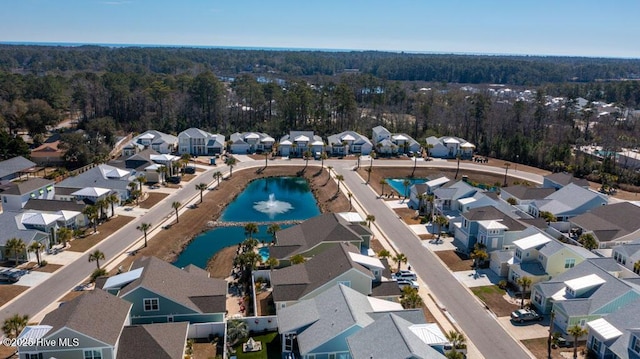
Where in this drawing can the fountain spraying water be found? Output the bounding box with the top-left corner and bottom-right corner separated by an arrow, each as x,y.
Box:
253,193 -> 293,218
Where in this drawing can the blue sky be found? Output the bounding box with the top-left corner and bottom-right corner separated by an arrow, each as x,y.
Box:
1,0 -> 639,58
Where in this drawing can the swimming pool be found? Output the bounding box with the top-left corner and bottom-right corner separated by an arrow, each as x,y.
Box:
385,178 -> 427,196
258,246 -> 270,262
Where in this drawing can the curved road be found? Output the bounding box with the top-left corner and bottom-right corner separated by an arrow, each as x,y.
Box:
1,158 -> 542,358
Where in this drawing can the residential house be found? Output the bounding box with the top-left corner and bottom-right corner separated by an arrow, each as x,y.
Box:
570,202 -> 640,250
433,180 -> 478,215
586,298 -> 640,359
543,172 -> 590,190
101,256 -> 227,324
178,128 -> 225,155
612,239 -> 640,274
506,228 -> 597,287
326,131 -> 373,156
278,284 -> 437,359
408,176 -> 450,210
117,322 -> 189,359
270,243 -> 396,311
0,178 -> 55,211
500,185 -> 556,205
277,131 -> 325,158
228,132 -> 275,154
30,140 -> 65,166
109,148 -> 179,184
17,289 -> 132,359
0,156 -> 36,184
0,211 -> 51,262
530,258 -> 640,334
122,130 -> 178,156
56,164 -> 135,203
372,125 -> 420,155
527,183 -> 608,221
24,199 -> 87,228
269,213 -> 372,264
425,136 -> 475,159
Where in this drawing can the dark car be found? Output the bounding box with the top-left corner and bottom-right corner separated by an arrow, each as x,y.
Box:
510,309 -> 543,323
182,166 -> 196,174
167,176 -> 182,184
0,270 -> 25,283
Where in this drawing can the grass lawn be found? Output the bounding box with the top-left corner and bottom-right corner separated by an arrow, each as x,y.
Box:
471,285 -> 519,317
233,332 -> 280,359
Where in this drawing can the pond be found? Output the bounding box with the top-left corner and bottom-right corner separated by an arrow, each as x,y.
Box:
173,177 -> 320,268
385,178 -> 427,196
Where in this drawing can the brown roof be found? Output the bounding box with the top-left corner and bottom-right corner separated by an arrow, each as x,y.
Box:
120,257 -> 227,314
24,199 -> 86,212
41,289 -> 131,346
117,322 -> 188,359
371,281 -> 402,297
272,213 -> 367,259
30,141 -> 64,157
571,202 -> 640,242
271,243 -> 372,302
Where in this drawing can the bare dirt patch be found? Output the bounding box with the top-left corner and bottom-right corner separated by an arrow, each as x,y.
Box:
369,239 -> 385,254
0,345 -> 16,358
24,263 -> 63,273
522,337 -> 582,359
435,250 -> 474,272
471,285 -> 519,317
0,284 -> 29,307
181,174 -> 196,182
68,215 -> 135,252
395,207 -> 422,225
138,192 -> 168,209
192,341 -> 218,359
206,246 -> 237,279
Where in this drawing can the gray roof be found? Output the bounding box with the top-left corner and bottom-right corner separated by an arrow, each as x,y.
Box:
120,257 -> 227,314
272,213 -> 369,259
132,130 -> 178,146
57,164 -> 133,192
0,211 -> 48,246
502,185 -> 555,200
347,314 -> 445,359
518,262 -> 548,276
571,202 -> 640,243
41,289 -> 131,346
327,131 -> 372,147
534,183 -> 606,215
371,281 -> 402,297
463,206 -> 527,231
599,298 -> 640,359
492,250 -> 514,263
271,243 -> 373,302
538,240 -> 565,257
544,172 -> 589,188
118,322 -> 188,359
24,199 -> 86,212
0,178 -> 53,195
614,243 -> 640,262
434,180 -> 477,201
0,156 -> 36,179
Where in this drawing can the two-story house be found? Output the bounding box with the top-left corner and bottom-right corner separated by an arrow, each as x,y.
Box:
178,128 -> 225,155
277,131 -> 325,158
56,164 -> 134,204
425,136 -> 475,159
612,239 -> 640,274
0,178 -> 55,211
228,132 -> 275,154
326,131 -> 373,156
542,172 -> 590,190
586,297 -> 640,359
371,126 -> 420,155
570,202 -> 640,250
0,211 -> 51,263
528,183 -> 608,221
122,130 -> 178,156
500,185 -> 555,206
455,205 -> 534,252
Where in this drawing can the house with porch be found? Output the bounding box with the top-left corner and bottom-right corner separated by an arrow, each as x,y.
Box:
100,256 -> 227,324
326,131 -> 373,156
277,284 -> 442,359
372,126 -> 420,155
569,202 -> 640,250
178,128 -> 225,155
277,131 -> 325,158
269,213 -> 372,264
0,178 -> 55,211
585,297 -> 640,359
228,132 -> 275,154
527,183 -> 608,222
24,199 -> 87,228
425,136 -> 475,159
0,156 -> 36,184
122,130 -> 178,156
56,164 -> 135,203
529,258 -> 640,335
542,172 -> 590,190
612,239 -> 640,274
17,289 -> 189,359
0,211 -> 51,263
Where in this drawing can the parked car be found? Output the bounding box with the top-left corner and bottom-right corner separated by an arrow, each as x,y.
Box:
392,270 -> 417,281
510,309 -> 543,323
0,269 -> 26,283
552,336 -> 572,348
167,176 -> 182,184
397,279 -> 419,290
182,166 -> 196,174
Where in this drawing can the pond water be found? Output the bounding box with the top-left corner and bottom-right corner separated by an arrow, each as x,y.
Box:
386,178 -> 427,196
173,177 -> 320,268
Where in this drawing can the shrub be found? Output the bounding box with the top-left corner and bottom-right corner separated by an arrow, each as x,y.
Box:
39,260 -> 48,267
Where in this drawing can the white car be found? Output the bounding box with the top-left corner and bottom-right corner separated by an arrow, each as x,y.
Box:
392,270 -> 417,281
397,279 -> 419,290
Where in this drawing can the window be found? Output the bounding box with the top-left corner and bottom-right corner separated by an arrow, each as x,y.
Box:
329,354 -> 336,359
565,258 -> 576,269
143,298 -> 159,311
28,354 -> 43,359
633,335 -> 640,353
534,292 -> 542,305
2,196 -> 5,203
591,337 -> 600,353
84,350 -> 102,359
515,249 -> 522,259
337,281 -> 351,288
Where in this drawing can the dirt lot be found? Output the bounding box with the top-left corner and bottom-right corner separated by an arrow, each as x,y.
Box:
471,285 -> 519,317
138,192 -> 168,209
522,337 -> 583,359
68,215 -> 135,253
24,263 -> 63,273
0,285 -> 28,307
395,207 -> 422,225
435,250 -> 474,272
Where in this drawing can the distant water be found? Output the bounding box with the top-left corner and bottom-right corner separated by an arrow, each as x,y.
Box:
386,178 -> 427,196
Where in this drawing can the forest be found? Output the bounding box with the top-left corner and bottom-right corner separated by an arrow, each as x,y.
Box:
1,45 -> 640,187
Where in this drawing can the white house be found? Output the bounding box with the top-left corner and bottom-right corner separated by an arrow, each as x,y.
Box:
0,178 -> 55,211
371,126 -> 420,155
425,136 -> 475,159
326,131 -> 373,156
228,132 -> 275,154
122,130 -> 178,156
278,131 -> 324,157
178,128 -> 225,155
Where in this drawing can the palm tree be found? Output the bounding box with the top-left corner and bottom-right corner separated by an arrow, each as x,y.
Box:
136,174 -> 147,193
454,153 -> 462,179
303,150 -> 312,170
379,179 -> 387,197
547,311 -> 556,358
417,193 -> 427,214
5,238 -> 26,267
195,182 -> 208,203
434,215 -> 449,239
427,194 -> 435,220
106,193 -> 119,218
503,162 -> 511,186
567,324 -> 588,359
83,205 -> 99,233
242,238 -> 259,252
365,166 -> 373,183
335,174 -> 344,193
411,152 -> 418,177
266,224 -> 280,244
265,257 -> 279,272
347,191 -> 353,210
225,156 -> 237,177
400,287 -> 423,308
366,214 -> 376,227
95,198 -> 108,220
470,243 -> 488,272
263,151 -> 269,168
377,249 -> 391,260
180,153 -> 192,169
137,222 -> 151,248
171,201 -> 181,223
88,249 -> 105,270
2,313 -> 29,339
355,153 -> 361,169
226,319 -> 249,346
213,171 -> 223,188
579,233 -> 598,251
445,330 -> 466,350
327,165 -> 333,175
634,260 -> 640,275
403,178 -> 411,199
28,242 -> 44,266
393,252 -> 408,273
57,227 -> 73,248
320,152 -> 327,169
516,276 -> 533,309
290,254 -> 306,264
244,222 -> 259,240
445,350 -> 465,359
157,165 -> 168,184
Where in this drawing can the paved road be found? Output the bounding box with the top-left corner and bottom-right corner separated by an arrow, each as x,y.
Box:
332,162 -> 533,359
